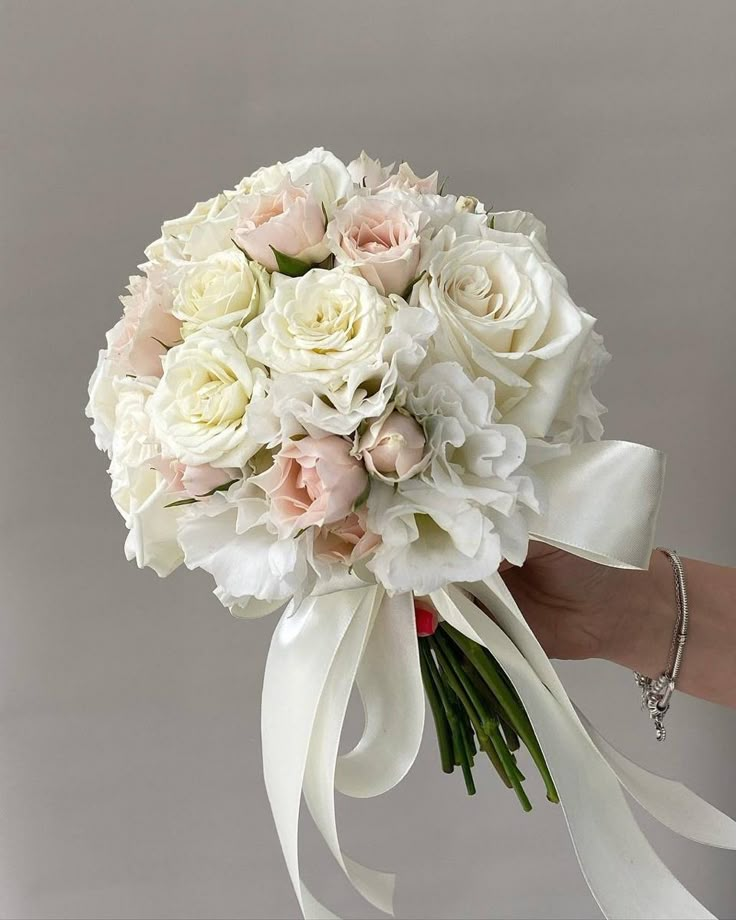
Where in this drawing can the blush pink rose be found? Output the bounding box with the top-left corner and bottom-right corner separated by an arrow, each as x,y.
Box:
347,152 -> 394,190
233,182 -> 329,272
327,194 -> 427,296
313,511 -> 380,564
254,435 -> 368,538
377,162 -> 439,195
107,267 -> 182,377
152,457 -> 237,498
358,409 -> 427,480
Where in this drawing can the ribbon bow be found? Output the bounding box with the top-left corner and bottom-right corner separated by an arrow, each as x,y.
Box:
261,441 -> 736,919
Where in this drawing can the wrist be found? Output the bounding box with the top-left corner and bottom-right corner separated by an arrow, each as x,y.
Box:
599,550 -> 676,677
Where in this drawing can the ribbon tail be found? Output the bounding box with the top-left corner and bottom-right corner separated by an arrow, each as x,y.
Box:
261,585 -> 380,919
430,586 -> 717,920
336,592 -> 426,799
472,573 -> 736,850
302,588 -> 396,917
578,709 -> 736,850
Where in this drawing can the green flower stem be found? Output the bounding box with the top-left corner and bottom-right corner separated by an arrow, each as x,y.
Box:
434,630 -> 494,731
448,695 -> 477,795
434,632 -> 523,794
449,686 -> 476,766
443,633 -> 530,808
479,729 -> 513,788
422,641 -> 473,782
501,723 -> 521,753
440,623 -> 559,804
419,641 -> 454,774
487,723 -> 532,812
460,752 -> 476,796
429,633 -> 515,793
463,660 -> 520,741
452,689 -> 478,793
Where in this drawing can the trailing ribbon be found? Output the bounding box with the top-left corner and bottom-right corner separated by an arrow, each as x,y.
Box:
260,440 -> 736,919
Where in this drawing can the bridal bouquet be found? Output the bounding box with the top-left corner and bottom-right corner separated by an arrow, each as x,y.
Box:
87,148 -> 735,919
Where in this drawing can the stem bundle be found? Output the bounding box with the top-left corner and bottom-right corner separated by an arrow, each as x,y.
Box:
420,622 -> 559,810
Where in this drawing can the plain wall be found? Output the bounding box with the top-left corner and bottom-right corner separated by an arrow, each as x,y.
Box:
1,1 -> 735,918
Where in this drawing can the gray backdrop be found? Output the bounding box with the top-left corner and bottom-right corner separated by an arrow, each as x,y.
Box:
1,1 -> 735,918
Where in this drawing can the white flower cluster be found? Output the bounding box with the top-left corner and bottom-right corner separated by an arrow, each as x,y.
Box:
87,148 -> 608,613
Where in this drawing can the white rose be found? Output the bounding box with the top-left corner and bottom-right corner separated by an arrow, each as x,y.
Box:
173,250 -> 270,337
488,209 -> 549,253
405,193 -> 487,238
109,376 -> 160,471
241,147 -> 353,216
246,269 -> 436,435
108,377 -> 183,577
144,190 -> 244,264
546,327 -> 610,444
413,225 -> 595,439
149,326 -> 267,467
86,349 -> 118,453
247,268 -> 391,382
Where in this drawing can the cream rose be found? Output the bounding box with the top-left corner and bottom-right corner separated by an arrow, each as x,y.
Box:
145,190 -> 244,264
233,182 -> 328,272
247,290 -> 437,438
149,326 -> 267,468
109,376 -> 160,472
247,268 -> 392,382
413,225 -> 591,438
327,193 -> 427,296
173,249 -> 269,337
488,209 -> 550,253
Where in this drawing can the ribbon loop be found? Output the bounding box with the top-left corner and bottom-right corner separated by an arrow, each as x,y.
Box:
529,440 -> 666,568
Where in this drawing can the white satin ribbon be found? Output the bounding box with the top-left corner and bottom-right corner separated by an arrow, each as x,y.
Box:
262,586 -> 426,919
260,439 -> 736,920
261,585 -> 380,919
335,592 -> 425,799
529,440 -> 667,568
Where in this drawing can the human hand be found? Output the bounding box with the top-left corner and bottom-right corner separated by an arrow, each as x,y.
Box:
499,543 -> 672,669
499,545 -> 736,709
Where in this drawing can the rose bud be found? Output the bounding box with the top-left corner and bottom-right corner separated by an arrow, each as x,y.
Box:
358,409 -> 427,481
414,600 -> 438,637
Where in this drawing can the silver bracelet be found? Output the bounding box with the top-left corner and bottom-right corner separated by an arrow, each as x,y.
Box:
634,548 -> 690,741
